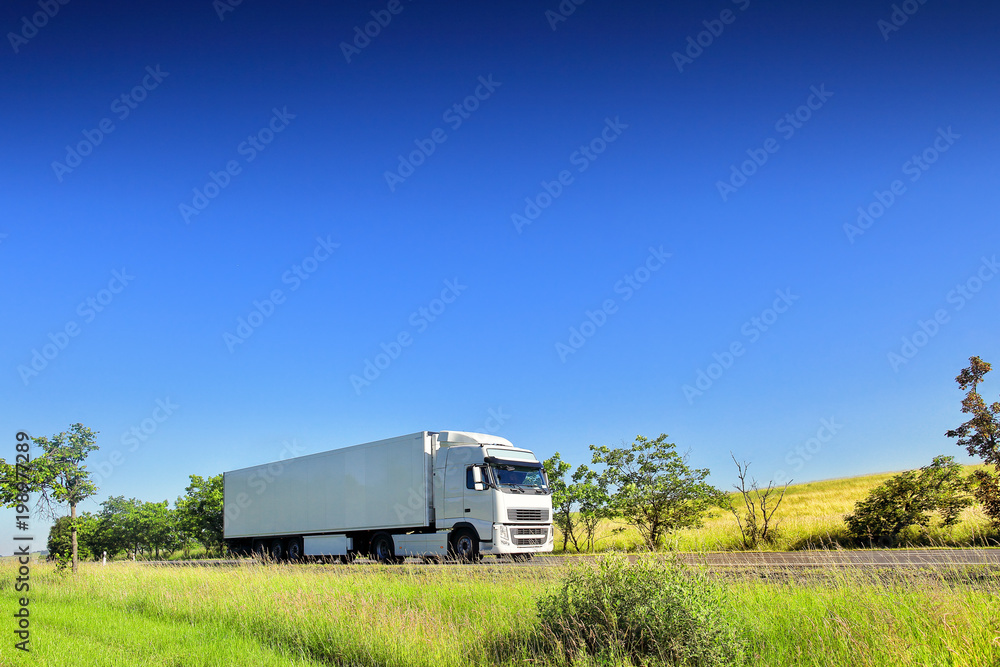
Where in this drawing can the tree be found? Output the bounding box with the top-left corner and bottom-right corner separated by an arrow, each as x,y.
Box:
543,453 -> 579,551
946,356 -> 1000,526
571,464 -> 610,552
176,474 -> 224,556
47,513 -> 95,562
590,434 -> 720,550
844,455 -> 973,543
91,496 -> 143,559
0,424 -> 100,573
726,455 -> 790,548
137,500 -> 180,559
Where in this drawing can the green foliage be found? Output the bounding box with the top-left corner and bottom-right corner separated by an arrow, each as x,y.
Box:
0,423 -> 101,573
844,455 -> 973,543
570,463 -> 610,552
543,453 -> 614,553
537,553 -> 744,666
47,514 -> 95,561
85,496 -> 182,559
0,424 -> 100,511
175,474 -> 225,556
591,434 -> 720,549
542,453 -> 577,551
946,356 -> 1000,526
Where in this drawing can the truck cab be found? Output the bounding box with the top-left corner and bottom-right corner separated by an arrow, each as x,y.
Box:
433,431 -> 554,559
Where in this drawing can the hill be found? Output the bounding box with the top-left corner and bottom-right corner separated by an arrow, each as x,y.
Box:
554,464 -> 998,552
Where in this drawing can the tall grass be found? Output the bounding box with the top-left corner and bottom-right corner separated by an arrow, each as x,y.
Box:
2,557 -> 999,666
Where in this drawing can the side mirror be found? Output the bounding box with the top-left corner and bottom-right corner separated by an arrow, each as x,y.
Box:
472,466 -> 487,491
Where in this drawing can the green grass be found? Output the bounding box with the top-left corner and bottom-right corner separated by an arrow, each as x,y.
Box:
554,464 -> 999,553
2,559 -> 999,666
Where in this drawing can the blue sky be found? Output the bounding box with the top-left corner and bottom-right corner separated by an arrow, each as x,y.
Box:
2,0 -> 999,552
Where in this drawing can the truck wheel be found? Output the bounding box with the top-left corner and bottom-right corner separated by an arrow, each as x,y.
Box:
370,533 -> 400,564
450,529 -> 480,563
252,540 -> 267,561
270,539 -> 286,562
286,537 -> 303,562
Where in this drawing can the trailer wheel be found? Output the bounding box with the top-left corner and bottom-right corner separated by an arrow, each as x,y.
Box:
270,539 -> 286,562
450,528 -> 480,563
252,540 -> 268,561
286,537 -> 303,562
370,533 -> 401,564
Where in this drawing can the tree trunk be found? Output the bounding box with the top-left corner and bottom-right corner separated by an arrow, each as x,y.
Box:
71,502 -> 78,574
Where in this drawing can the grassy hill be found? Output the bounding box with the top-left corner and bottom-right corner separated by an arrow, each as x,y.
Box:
554,464 -> 998,553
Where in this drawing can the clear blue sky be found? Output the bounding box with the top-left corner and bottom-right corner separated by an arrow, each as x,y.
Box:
2,0 -> 998,552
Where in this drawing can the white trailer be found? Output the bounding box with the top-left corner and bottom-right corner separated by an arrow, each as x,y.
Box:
223,430 -> 554,562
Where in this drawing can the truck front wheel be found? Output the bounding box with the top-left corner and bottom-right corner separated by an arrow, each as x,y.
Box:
450,529 -> 481,563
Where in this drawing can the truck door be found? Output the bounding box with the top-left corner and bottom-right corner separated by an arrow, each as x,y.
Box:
463,465 -> 494,532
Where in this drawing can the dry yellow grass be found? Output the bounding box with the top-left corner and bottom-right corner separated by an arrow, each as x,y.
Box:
555,464 -> 997,552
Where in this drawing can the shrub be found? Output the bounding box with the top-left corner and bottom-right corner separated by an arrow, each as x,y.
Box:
844,455 -> 973,544
536,553 -> 744,666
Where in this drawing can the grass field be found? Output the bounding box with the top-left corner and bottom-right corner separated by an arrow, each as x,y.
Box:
553,465 -> 999,553
2,559 -> 999,666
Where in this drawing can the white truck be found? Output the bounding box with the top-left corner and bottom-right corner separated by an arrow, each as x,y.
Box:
223,430 -> 554,562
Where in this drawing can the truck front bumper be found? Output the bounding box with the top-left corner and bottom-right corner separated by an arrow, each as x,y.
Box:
481,523 -> 554,555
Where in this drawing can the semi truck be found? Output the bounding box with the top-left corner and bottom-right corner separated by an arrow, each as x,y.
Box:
223,430 -> 554,562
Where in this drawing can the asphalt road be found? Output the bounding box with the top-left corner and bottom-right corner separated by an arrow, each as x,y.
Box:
144,549 -> 1000,569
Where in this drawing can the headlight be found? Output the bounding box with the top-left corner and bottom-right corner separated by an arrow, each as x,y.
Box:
497,524 -> 509,544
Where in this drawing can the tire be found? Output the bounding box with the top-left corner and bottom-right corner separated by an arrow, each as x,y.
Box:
450,528 -> 481,563
251,540 -> 268,561
286,537 -> 303,562
270,539 -> 285,562
370,533 -> 401,564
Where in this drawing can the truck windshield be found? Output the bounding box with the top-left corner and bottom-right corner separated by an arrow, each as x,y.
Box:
491,464 -> 547,490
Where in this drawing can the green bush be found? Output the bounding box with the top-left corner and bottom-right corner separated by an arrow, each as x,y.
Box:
536,553 -> 743,666
844,455 -> 973,544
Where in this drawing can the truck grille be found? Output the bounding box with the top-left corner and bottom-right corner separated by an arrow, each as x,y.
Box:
508,509 -> 549,522
513,527 -> 548,546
